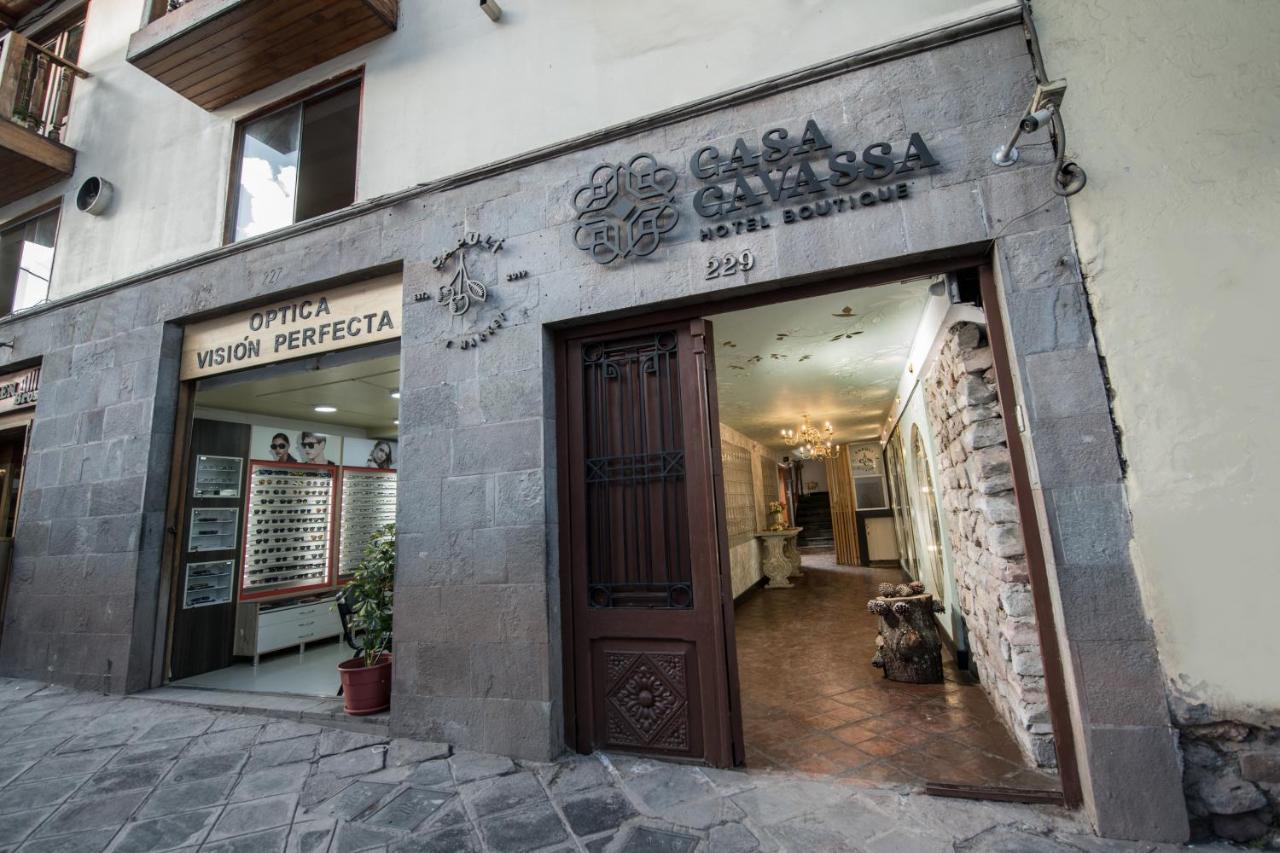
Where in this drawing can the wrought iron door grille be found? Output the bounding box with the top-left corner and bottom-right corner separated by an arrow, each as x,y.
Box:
582,332 -> 693,609
584,451 -> 685,484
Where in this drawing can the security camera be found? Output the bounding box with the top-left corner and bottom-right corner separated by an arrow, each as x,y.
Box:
993,79 -> 1069,167
1019,107 -> 1055,134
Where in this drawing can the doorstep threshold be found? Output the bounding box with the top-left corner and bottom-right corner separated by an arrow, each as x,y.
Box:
132,685 -> 390,736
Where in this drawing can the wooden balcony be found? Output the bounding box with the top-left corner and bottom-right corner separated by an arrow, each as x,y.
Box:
126,0 -> 397,111
0,32 -> 81,209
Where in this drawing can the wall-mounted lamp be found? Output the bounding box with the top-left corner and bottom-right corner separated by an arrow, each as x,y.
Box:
480,0 -> 502,22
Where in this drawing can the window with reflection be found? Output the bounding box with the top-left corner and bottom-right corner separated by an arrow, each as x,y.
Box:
0,208 -> 59,316
911,425 -> 947,605
230,78 -> 361,242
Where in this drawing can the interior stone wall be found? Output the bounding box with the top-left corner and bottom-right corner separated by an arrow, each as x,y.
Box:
923,321 -> 1054,767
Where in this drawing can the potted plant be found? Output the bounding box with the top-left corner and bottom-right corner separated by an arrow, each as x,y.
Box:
336,523 -> 394,715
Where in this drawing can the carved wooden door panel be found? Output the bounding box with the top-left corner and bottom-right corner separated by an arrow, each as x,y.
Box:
562,320 -> 742,766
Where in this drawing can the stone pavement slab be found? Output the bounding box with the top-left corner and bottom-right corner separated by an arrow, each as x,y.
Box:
0,678 -> 1228,853
363,788 -> 452,832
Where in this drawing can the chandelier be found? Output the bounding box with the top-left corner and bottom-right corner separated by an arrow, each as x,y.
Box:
782,415 -> 835,460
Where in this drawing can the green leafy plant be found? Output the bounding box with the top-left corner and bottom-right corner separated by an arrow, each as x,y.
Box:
343,523 -> 395,667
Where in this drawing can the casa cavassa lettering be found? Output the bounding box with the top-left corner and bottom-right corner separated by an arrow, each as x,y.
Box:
690,120 -> 938,221
180,275 -> 403,380
567,118 -> 941,257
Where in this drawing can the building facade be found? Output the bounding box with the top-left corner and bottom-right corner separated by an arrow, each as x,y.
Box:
1,0 -> 1275,846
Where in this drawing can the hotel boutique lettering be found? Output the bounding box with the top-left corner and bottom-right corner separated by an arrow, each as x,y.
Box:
693,119 -> 939,240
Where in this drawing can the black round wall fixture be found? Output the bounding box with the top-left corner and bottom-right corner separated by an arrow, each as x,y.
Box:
76,177 -> 113,216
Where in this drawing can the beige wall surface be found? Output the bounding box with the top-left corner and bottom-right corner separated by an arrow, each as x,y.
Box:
1,0 -> 1008,300
1034,0 -> 1280,718
721,423 -> 785,597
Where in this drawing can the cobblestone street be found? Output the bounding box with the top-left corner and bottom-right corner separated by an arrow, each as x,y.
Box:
0,679 -> 1230,853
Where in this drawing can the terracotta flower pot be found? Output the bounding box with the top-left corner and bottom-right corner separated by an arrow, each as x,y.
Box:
337,653 -> 392,715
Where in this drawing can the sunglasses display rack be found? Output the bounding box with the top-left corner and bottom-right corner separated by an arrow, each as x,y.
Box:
189,507 -> 239,552
184,559 -> 235,608
241,462 -> 335,599
193,454 -> 243,499
338,468 -> 397,579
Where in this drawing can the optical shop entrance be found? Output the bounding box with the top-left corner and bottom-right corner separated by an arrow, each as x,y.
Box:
162,275 -> 401,699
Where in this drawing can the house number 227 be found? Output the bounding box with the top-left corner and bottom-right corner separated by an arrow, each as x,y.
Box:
705,250 -> 755,280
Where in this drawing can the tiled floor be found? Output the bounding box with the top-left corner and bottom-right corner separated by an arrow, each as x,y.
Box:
171,638 -> 348,697
734,551 -> 1061,792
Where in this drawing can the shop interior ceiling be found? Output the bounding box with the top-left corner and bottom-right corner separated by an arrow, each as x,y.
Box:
195,354 -> 400,434
707,278 -> 936,451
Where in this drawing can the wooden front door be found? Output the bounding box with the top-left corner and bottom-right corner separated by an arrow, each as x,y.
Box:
560,320 -> 742,766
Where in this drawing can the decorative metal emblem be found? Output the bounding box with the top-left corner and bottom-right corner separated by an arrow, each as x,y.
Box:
426,232 -> 505,317
572,154 -> 680,265
414,231 -> 526,350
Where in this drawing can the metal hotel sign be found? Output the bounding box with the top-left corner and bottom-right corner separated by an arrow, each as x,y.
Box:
572,118 -> 939,263
0,364 -> 40,415
180,274 -> 402,380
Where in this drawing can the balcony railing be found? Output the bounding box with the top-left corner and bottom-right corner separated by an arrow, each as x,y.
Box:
0,32 -> 85,207
127,0 -> 398,111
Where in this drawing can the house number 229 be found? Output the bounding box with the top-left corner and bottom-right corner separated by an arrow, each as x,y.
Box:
705,250 -> 755,280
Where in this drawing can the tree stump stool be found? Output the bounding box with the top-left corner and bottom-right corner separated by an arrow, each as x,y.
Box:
866,581 -> 945,683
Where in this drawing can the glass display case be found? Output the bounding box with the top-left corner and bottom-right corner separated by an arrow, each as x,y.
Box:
184,559 -> 235,608
188,507 -> 239,552
338,467 -> 397,579
241,462 -> 335,599
193,454 -> 243,498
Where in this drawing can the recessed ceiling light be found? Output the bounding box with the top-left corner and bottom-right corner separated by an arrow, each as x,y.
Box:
390,391 -> 400,399
314,405 -> 337,413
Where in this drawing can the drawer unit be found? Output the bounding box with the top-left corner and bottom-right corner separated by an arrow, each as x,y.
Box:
235,597 -> 341,665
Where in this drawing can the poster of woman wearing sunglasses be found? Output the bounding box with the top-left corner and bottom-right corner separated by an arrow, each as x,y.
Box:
251,426 -> 343,466
267,432 -> 297,463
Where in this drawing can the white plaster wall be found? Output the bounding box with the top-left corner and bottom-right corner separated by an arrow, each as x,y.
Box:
2,0 -> 1009,299
1034,1 -> 1280,717
799,459 -> 828,493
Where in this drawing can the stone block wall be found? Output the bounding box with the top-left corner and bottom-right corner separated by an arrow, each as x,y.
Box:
1177,705 -> 1280,846
923,321 -> 1055,767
